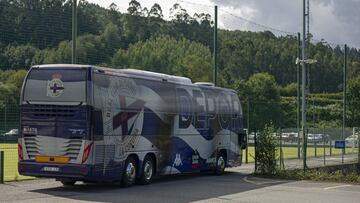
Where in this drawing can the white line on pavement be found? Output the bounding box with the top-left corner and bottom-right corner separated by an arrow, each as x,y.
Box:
323,185 -> 352,190
243,176 -> 287,185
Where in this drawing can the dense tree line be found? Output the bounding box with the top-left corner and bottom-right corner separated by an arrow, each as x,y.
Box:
0,0 -> 359,128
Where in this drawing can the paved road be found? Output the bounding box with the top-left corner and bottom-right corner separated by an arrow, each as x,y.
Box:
0,165 -> 359,203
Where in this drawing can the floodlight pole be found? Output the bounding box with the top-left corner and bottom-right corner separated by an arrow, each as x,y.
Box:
342,44 -> 347,164
297,32 -> 301,159
213,5 -> 218,86
302,0 -> 307,172
72,0 -> 77,64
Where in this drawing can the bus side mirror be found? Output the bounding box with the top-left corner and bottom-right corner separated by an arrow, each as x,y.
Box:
238,131 -> 247,150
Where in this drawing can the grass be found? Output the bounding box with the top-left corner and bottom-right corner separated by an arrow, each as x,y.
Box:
243,146 -> 357,163
0,143 -> 35,182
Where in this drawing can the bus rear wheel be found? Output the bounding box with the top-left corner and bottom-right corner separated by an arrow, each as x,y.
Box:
137,155 -> 154,185
60,179 -> 76,186
122,156 -> 137,187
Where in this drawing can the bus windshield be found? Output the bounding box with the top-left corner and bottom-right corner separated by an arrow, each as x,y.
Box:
23,69 -> 87,103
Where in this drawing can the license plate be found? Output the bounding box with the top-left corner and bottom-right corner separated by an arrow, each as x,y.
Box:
35,155 -> 70,163
42,167 -> 60,172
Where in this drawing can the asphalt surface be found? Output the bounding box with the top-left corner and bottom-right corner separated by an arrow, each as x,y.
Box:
0,165 -> 359,203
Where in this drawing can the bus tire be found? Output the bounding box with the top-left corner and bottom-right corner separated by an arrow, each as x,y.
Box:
214,152 -> 226,176
122,156 -> 137,187
138,155 -> 154,185
60,179 -> 76,186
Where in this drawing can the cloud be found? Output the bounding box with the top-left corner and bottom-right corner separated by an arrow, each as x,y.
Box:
210,0 -> 360,48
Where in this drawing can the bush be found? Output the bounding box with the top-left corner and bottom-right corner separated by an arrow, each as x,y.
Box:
255,124 -> 278,175
273,169 -> 360,183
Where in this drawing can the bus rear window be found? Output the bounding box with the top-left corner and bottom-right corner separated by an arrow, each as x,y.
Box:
23,69 -> 87,102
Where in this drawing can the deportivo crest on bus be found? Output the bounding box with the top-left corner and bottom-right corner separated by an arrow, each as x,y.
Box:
47,74 -> 64,98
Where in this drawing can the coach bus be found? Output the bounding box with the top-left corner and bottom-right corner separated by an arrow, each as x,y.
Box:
18,64 -> 246,186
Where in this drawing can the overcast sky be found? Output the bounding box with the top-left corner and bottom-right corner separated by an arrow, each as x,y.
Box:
87,0 -> 360,48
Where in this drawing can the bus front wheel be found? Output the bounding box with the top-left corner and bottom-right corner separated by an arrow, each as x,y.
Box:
122,156 -> 137,187
138,155 -> 154,185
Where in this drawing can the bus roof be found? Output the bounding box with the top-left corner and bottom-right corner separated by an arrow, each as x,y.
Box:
33,64 -> 91,69
32,64 -> 237,93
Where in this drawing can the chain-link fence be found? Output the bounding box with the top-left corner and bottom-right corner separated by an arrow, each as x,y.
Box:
1,0 -> 359,182
0,104 -> 20,141
242,100 -> 359,172
0,100 -> 358,181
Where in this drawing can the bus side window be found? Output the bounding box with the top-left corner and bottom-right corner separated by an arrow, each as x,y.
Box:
231,94 -> 241,131
193,89 -> 206,129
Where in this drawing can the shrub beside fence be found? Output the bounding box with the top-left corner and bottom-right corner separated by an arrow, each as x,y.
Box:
247,127 -> 359,173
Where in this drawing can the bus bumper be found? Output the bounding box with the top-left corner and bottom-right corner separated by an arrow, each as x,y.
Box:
18,161 -> 91,179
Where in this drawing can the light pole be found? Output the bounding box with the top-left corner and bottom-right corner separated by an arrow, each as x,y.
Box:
213,5 -> 218,86
296,57 -> 317,172
297,32 -> 301,160
342,44 -> 347,164
302,0 -> 307,172
72,0 -> 77,64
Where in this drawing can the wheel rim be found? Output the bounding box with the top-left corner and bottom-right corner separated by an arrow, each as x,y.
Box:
126,162 -> 136,182
144,161 -> 153,180
217,156 -> 225,171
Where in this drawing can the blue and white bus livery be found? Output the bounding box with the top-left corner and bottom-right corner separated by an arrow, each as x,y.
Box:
18,64 -> 246,186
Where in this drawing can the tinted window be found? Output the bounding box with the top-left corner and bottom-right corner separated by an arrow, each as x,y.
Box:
23,69 -> 87,102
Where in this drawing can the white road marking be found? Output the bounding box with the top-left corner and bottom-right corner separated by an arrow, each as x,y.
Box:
243,176 -> 287,185
323,184 -> 352,190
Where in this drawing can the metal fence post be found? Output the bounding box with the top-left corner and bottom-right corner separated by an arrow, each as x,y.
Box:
254,130 -> 257,173
314,141 -> 317,157
0,151 -> 4,184
329,137 -> 332,156
323,128 -> 326,166
245,129 -> 249,164
358,133 -> 360,167
246,100 -> 250,164
4,105 -> 7,132
279,128 -> 284,170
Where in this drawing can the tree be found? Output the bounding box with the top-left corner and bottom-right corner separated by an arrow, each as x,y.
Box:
347,75 -> 360,127
108,3 -> 120,24
112,35 -> 212,82
169,3 -> 191,23
4,45 -> 40,69
127,0 -> 142,16
149,3 -> 163,19
43,41 -> 72,64
236,73 -> 281,130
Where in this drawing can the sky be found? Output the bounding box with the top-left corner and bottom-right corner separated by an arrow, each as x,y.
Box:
86,0 -> 360,48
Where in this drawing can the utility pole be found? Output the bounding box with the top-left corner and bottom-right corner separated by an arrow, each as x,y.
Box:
72,0 -> 77,64
302,0 -> 308,171
342,44 -> 347,164
297,32 -> 301,159
213,5 -> 218,86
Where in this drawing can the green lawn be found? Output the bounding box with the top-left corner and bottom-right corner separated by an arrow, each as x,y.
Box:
0,144 -> 35,181
243,146 -> 357,163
